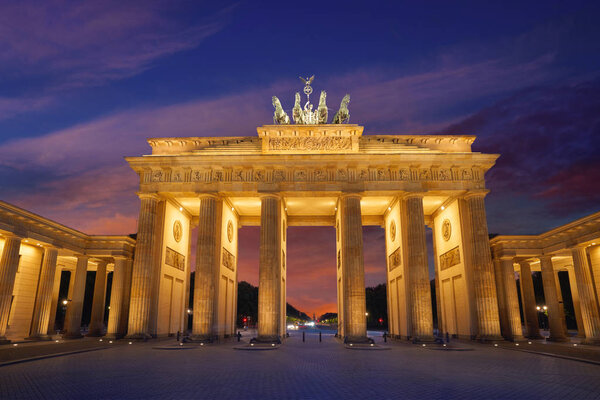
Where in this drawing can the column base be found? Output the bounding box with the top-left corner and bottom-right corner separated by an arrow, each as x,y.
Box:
547,335 -> 569,342
580,338 -> 600,346
25,335 -> 52,341
104,333 -> 125,340
253,335 -> 281,344
86,331 -> 105,338
505,335 -> 526,342
476,334 -> 504,343
62,332 -> 83,340
125,332 -> 152,341
0,337 -> 11,345
526,333 -> 544,340
410,335 -> 438,344
344,335 -> 373,345
186,335 -> 215,344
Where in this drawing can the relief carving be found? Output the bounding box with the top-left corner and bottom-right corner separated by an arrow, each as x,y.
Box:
388,246 -> 401,271
165,247 -> 185,271
268,137 -> 352,151
222,247 -> 236,271
439,246 -> 460,271
152,170 -> 163,182
399,169 -> 410,180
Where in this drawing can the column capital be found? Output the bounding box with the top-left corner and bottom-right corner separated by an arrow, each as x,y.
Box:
401,192 -> 425,200
198,192 -> 222,200
498,256 -> 516,262
339,192 -> 362,200
137,192 -> 161,201
0,232 -> 22,241
258,193 -> 282,201
75,254 -> 89,261
539,254 -> 553,263
462,189 -> 490,200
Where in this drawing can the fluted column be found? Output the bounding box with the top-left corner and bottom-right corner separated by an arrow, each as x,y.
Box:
107,258 -> 127,338
464,193 -> 502,340
499,258 -> 524,340
554,270 -> 568,335
493,258 -> 509,338
29,247 -> 59,339
339,194 -> 367,343
0,235 -> 22,343
192,196 -> 222,341
87,261 -> 108,336
571,247 -> 600,343
46,267 -> 63,335
402,195 -> 433,341
118,259 -> 133,337
539,256 -> 568,341
519,261 -> 541,339
567,267 -> 585,337
127,194 -> 161,339
63,255 -> 89,338
257,195 -> 282,342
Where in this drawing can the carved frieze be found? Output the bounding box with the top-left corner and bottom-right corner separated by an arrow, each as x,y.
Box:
222,247 -> 236,271
439,246 -> 460,271
388,246 -> 401,271
143,166 -> 479,185
165,247 -> 185,271
267,137 -> 352,152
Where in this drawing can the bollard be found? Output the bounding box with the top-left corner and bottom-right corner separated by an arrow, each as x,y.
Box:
237,331 -> 241,342
319,331 -> 322,342
303,331 -> 305,342
177,331 -> 180,342
383,332 -> 387,343
445,332 -> 450,343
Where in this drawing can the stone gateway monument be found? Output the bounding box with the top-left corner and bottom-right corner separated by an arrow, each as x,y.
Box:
4,79 -> 598,346
123,78 -> 504,344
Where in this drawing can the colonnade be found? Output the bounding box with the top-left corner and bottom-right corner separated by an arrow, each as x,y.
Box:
493,245 -> 600,344
0,232 -> 133,343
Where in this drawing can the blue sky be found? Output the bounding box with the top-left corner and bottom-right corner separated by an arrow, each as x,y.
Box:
1,0 -> 599,314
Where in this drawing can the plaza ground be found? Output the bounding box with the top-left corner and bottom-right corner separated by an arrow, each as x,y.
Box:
1,330 -> 600,400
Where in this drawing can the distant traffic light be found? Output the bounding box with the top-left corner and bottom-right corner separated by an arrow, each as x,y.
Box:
378,318 -> 384,324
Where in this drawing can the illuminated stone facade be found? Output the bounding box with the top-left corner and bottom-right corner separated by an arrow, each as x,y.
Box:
125,124 -> 502,343
4,123 -> 598,345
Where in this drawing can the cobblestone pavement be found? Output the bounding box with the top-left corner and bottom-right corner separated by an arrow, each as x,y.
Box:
1,331 -> 600,400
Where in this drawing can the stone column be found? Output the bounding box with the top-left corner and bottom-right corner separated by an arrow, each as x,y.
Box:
571,247 -> 600,343
464,193 -> 502,340
46,268 -> 63,335
257,195 -> 283,342
499,257 -> 524,341
539,256 -> 568,341
29,247 -> 59,340
192,195 -> 222,341
63,256 -> 88,338
0,235 -> 22,343
87,261 -> 108,336
402,195 -> 433,341
554,270 -> 568,335
493,258 -> 509,338
567,267 -> 585,337
106,258 -> 128,338
127,194 -> 161,340
118,259 -> 133,338
519,261 -> 541,339
339,194 -> 367,343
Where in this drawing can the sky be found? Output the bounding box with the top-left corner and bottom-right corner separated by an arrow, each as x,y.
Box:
1,0 -> 599,317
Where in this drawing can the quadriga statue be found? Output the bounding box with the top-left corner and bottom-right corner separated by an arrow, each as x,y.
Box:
332,94 -> 350,124
317,91 -> 328,124
272,96 -> 290,124
292,93 -> 303,124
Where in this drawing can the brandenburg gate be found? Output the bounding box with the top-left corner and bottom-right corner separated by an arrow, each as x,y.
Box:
124,84 -> 503,343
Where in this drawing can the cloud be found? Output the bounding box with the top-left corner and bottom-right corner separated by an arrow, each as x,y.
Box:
442,78 -> 600,233
0,0 -> 232,119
